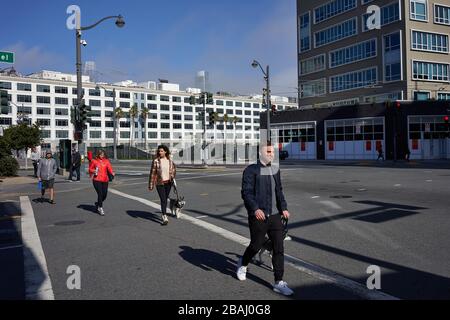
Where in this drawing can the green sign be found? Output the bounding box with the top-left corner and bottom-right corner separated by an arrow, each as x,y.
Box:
0,51 -> 14,64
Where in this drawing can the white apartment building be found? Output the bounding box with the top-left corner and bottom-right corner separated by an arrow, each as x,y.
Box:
0,70 -> 298,155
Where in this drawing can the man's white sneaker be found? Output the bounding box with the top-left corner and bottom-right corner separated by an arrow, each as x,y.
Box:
98,207 -> 105,216
236,258 -> 247,281
273,281 -> 294,296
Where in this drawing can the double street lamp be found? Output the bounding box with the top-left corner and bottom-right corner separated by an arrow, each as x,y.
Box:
75,13 -> 124,163
251,60 -> 271,142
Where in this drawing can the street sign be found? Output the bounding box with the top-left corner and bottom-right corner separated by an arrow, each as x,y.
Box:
0,51 -> 14,64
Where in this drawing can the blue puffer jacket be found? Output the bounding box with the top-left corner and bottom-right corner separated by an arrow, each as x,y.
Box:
241,161 -> 288,217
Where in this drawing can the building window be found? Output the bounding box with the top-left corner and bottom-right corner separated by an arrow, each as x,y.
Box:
413,91 -> 431,100
120,132 -> 130,139
300,79 -> 326,98
120,122 -> 130,128
314,0 -> 357,24
119,92 -> 130,99
89,89 -> 101,96
55,97 -> 69,105
330,67 -> 377,92
300,54 -> 326,75
147,94 -> 156,100
172,105 -> 182,112
160,95 -> 170,102
119,101 -> 130,108
148,123 -> 157,129
160,114 -> 170,120
362,2 -> 400,32
411,30 -> 449,53
438,92 -> 450,100
105,131 -> 114,139
89,121 -> 102,127
172,96 -> 181,103
384,32 -> 401,82
105,121 -> 114,128
17,95 -> 32,103
0,117 -> 12,125
55,86 -> 68,94
299,12 -> 311,52
105,101 -> 114,108
172,114 -> 182,121
161,123 -> 170,129
37,96 -> 51,104
226,101 -> 234,107
216,100 -> 224,106
36,119 -> 51,127
0,82 -> 12,89
55,119 -> 68,127
147,104 -> 157,110
161,132 -> 170,139
17,83 -> 32,91
37,108 -> 51,115
330,39 -> 376,68
184,106 -> 193,112
160,105 -> 170,111
253,103 -> 260,109
89,99 -> 101,107
410,0 -> 427,21
39,130 -> 50,138
17,106 -> 32,114
315,18 -> 357,48
434,4 -> 450,25
148,132 -> 157,139
55,108 -> 69,116
36,85 -> 50,93
412,61 -> 449,81
173,123 -> 182,129
184,124 -> 193,130
236,110 -> 242,115
90,131 -> 101,139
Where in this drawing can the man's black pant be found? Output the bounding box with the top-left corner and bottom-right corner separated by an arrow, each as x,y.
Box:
69,165 -> 81,180
242,214 -> 284,282
32,161 -> 38,177
93,180 -> 108,208
156,183 -> 172,215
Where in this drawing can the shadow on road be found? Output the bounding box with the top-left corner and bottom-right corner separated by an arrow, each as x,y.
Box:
77,204 -> 98,214
126,210 -> 163,225
178,246 -> 273,291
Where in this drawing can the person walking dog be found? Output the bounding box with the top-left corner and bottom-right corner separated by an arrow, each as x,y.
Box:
89,150 -> 115,216
148,145 -> 176,225
37,151 -> 58,204
237,142 -> 294,296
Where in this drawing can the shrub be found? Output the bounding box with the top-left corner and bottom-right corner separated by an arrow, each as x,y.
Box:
0,156 -> 19,177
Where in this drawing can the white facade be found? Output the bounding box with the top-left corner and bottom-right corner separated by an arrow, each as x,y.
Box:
0,72 -> 298,152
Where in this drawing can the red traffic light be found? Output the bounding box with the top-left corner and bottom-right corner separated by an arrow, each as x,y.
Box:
395,101 -> 401,108
444,116 -> 449,122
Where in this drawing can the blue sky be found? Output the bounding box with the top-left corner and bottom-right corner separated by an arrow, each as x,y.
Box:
2,0 -> 297,95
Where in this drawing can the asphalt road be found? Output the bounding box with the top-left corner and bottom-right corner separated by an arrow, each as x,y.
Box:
2,160 -> 450,299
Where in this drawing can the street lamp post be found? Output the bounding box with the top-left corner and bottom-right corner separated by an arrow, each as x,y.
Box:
75,13 -> 124,170
252,60 -> 270,142
96,85 -> 118,161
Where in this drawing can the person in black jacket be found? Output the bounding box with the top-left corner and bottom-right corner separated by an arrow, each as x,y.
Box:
68,148 -> 81,182
237,142 -> 293,296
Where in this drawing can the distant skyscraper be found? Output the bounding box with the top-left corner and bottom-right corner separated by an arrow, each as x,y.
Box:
195,70 -> 211,92
83,61 -> 97,83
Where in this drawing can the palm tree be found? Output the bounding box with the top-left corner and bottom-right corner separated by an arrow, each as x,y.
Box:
223,114 -> 229,145
114,106 -> 124,144
232,116 -> 239,143
140,107 -> 149,150
129,103 -> 139,148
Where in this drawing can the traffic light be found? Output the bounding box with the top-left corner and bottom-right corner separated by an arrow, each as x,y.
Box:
198,93 -> 205,105
208,111 -> 214,127
70,106 -> 79,125
271,105 -> 277,113
0,90 -> 9,115
79,103 -> 92,127
206,92 -> 213,105
189,95 -> 196,105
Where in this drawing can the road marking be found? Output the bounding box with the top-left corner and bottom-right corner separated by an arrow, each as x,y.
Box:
394,184 -> 401,187
200,193 -> 209,196
110,188 -> 399,300
320,200 -> 342,210
20,196 -> 55,300
0,244 -> 23,250
196,215 -> 209,219
357,188 -> 367,192
311,196 -> 320,199
426,180 -> 432,182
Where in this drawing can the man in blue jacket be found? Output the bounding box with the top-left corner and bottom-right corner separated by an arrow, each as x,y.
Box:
237,142 -> 293,296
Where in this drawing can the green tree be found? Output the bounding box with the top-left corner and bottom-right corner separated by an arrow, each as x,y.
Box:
129,104 -> 139,148
140,107 -> 149,150
3,123 -> 41,161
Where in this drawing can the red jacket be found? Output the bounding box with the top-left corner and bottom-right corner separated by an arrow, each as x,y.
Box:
89,158 -> 114,182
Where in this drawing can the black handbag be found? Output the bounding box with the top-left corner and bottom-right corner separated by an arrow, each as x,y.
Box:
107,170 -> 114,182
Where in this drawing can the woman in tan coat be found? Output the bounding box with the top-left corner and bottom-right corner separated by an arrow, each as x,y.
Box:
148,145 -> 176,225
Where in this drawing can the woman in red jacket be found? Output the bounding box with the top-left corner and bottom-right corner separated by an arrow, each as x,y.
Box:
89,150 -> 115,216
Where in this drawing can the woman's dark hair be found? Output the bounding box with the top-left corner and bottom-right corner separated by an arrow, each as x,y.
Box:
96,149 -> 108,159
155,145 -> 170,159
